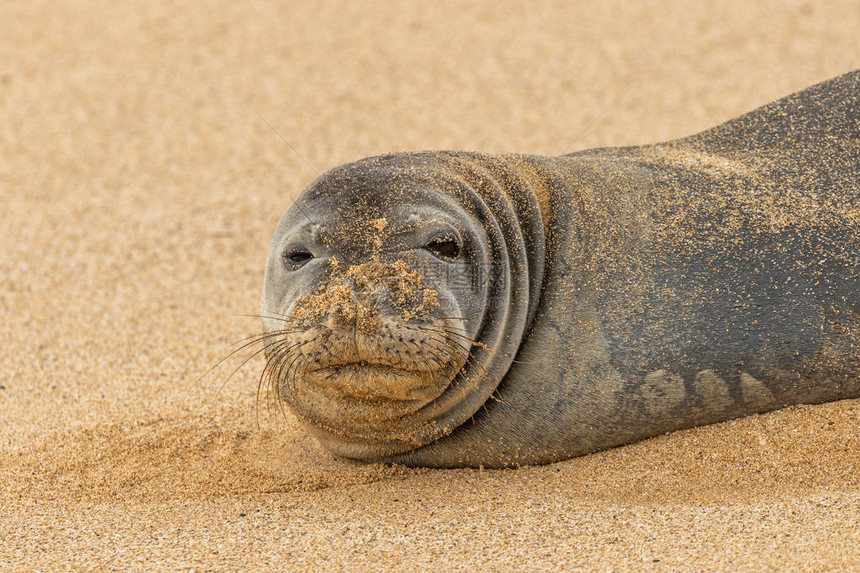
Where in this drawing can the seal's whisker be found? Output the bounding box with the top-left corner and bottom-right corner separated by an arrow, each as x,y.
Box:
229,328 -> 298,351
188,330 -> 293,392
223,331 -> 295,351
419,325 -> 526,363
256,340 -> 285,426
212,336 -> 300,403
230,311 -> 295,321
260,340 -> 295,423
397,327 -> 488,388
420,335 -> 472,367
400,324 -> 472,355
437,333 -> 473,356
254,340 -> 301,428
404,338 -> 457,371
400,327 -> 471,363
276,346 -> 311,404
277,352 -> 316,421
462,350 -> 494,389
412,324 -> 478,344
414,325 -> 498,355
266,345 -> 305,419
425,351 -> 492,417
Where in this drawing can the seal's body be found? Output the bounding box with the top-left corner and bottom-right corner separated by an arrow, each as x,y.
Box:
262,70 -> 860,467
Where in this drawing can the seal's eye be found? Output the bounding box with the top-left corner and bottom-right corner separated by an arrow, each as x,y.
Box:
283,249 -> 314,269
426,236 -> 460,260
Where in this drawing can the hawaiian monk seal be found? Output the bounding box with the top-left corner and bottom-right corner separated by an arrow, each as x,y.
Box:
261,70 -> 860,468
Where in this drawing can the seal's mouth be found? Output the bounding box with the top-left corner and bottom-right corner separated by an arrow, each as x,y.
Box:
309,360 -> 433,376
313,362 -> 412,375
284,360 -> 455,444
304,361 -> 445,403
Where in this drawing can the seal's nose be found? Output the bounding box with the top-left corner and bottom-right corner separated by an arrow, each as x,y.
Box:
328,286 -> 381,335
291,259 -> 440,337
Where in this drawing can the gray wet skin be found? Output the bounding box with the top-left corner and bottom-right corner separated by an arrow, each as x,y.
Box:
263,70 -> 860,468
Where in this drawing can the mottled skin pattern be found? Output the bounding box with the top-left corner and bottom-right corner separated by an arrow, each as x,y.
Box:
263,70 -> 860,468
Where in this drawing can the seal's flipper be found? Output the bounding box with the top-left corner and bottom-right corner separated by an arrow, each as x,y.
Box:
684,69 -> 860,154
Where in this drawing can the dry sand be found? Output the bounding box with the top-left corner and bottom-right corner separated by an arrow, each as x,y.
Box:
2,0 -> 859,570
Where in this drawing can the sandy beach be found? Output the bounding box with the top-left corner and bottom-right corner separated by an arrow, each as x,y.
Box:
2,0 -> 859,570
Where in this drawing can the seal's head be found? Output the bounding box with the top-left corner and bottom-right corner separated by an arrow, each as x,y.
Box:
262,152 -> 545,460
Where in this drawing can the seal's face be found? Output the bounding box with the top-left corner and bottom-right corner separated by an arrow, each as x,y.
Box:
262,159 -> 494,458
